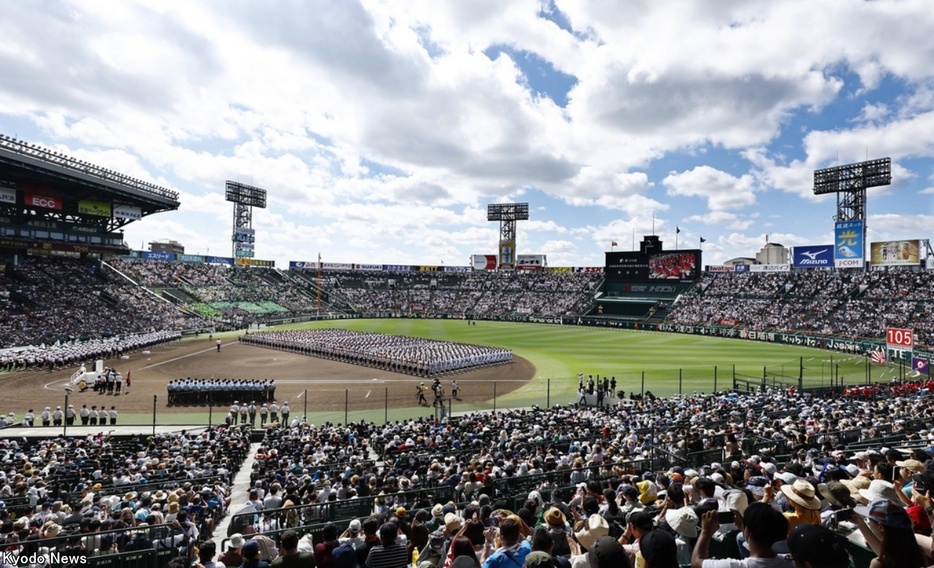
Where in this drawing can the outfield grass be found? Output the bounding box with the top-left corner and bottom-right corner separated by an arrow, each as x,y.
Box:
266,319 -> 891,406
102,319 -> 902,426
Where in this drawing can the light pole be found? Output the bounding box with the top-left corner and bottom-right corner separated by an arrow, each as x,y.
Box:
63,387 -> 72,437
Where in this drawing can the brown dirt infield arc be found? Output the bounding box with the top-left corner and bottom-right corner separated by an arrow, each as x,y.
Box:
3,337 -> 536,417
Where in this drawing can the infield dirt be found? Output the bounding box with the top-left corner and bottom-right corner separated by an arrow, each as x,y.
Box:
3,337 -> 535,417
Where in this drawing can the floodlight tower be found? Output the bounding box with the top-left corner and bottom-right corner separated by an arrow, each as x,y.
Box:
487,202 -> 529,269
225,181 -> 267,261
813,158 -> 891,265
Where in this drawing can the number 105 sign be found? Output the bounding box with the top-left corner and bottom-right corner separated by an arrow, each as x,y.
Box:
886,328 -> 914,349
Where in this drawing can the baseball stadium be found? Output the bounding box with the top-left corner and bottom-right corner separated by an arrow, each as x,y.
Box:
0,136 -> 932,568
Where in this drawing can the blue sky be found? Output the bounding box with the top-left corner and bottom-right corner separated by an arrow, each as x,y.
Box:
0,0 -> 931,268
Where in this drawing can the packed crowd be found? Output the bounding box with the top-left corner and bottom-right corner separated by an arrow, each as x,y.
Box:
0,256 -> 200,349
180,384 -> 934,568
106,258 -> 316,321
242,329 -> 512,377
668,267 -> 934,348
2,381 -> 934,567
0,424 -> 251,565
308,269 -> 603,319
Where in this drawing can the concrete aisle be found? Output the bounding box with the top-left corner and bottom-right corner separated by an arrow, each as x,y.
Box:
211,440 -> 261,548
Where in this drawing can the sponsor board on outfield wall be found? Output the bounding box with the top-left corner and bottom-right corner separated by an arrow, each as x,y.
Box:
834,221 -> 865,268
78,199 -> 112,217
0,187 -> 15,204
793,245 -> 833,268
870,240 -> 921,266
113,204 -> 142,220
750,264 -> 790,272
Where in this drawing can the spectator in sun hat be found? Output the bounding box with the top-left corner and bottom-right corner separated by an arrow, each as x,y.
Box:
636,480 -> 658,505
772,523 -> 849,568
571,514 -> 609,552
773,479 -> 821,535
816,481 -> 857,527
852,499 -> 926,568
857,480 -> 901,506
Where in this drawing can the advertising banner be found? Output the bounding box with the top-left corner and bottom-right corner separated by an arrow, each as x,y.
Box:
24,193 -> 62,210
443,266 -> 470,272
142,251 -> 175,261
516,254 -> 546,270
471,254 -> 498,270
574,267 -> 603,273
545,266 -> 572,274
913,357 -> 930,376
322,262 -> 353,270
418,265 -> 441,272
793,245 -> 833,268
707,265 -> 734,272
498,240 -> 515,268
113,204 -> 142,220
355,264 -> 383,271
78,200 -> 112,217
870,240 -> 921,266
734,264 -> 750,273
289,261 -> 315,269
834,221 -> 864,268
0,187 -> 15,205
749,263 -> 790,272
178,254 -> 205,263
383,264 -> 415,272
206,256 -> 234,265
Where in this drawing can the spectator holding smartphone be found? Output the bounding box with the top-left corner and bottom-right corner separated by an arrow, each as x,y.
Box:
851,499 -> 925,568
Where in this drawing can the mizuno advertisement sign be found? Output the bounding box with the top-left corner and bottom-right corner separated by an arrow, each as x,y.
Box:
792,245 -> 833,268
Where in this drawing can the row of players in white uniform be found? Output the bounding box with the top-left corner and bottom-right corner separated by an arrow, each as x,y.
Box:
0,330 -> 181,370
0,405 -> 118,428
241,328 -> 511,376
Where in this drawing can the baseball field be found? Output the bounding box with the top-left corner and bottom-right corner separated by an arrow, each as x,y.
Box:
5,319 -> 895,427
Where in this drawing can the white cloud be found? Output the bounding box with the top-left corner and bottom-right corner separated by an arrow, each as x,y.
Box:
0,0 -> 931,268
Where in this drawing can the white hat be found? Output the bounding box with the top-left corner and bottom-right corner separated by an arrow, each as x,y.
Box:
574,514 -> 609,550
858,480 -> 902,506
228,533 -> 245,550
665,507 -> 699,538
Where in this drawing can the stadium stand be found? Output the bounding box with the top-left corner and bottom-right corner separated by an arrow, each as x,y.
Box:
667,267 -> 934,348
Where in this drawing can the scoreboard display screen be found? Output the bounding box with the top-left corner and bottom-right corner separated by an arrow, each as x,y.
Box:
606,250 -> 701,282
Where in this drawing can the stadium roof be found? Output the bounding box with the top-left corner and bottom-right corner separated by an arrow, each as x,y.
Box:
0,134 -> 179,228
